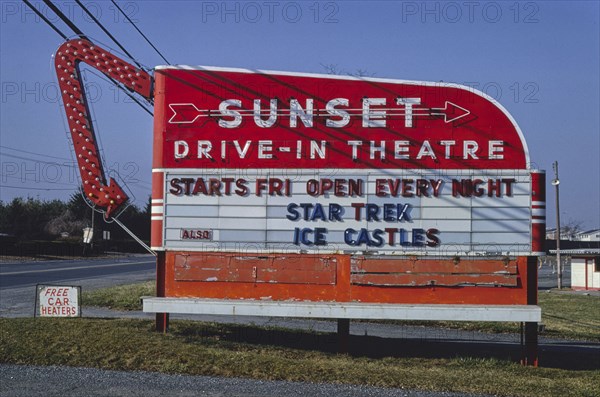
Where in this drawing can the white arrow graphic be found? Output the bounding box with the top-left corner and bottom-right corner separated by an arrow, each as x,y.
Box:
168,103 -> 207,124
430,101 -> 471,123
167,101 -> 471,125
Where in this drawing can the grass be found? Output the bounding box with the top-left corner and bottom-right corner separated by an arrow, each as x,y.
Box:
536,292 -> 600,340
388,292 -> 600,341
81,281 -> 154,310
0,317 -> 598,397
82,282 -> 600,341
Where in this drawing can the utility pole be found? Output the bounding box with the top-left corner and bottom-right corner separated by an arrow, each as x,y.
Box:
552,161 -> 561,289
90,204 -> 95,252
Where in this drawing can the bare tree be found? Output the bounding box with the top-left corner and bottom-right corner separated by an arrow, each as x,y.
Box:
320,63 -> 375,78
320,63 -> 341,75
561,219 -> 584,240
45,209 -> 88,237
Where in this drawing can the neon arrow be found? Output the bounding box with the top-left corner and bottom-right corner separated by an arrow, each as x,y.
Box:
168,103 -> 207,124
55,39 -> 153,218
430,101 -> 471,123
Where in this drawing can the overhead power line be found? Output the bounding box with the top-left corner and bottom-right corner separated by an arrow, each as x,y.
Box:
0,152 -> 76,167
110,0 -> 171,65
0,173 -> 79,187
0,145 -> 72,161
22,0 -> 68,40
82,69 -> 154,115
0,184 -> 75,191
42,0 -> 89,40
22,0 -> 153,115
73,0 -> 154,111
0,151 -> 152,189
74,0 -> 144,70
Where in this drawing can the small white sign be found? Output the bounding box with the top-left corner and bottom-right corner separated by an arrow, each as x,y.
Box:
83,227 -> 93,244
38,286 -> 79,317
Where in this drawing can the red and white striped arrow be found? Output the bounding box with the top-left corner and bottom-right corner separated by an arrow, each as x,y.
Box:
55,39 -> 153,218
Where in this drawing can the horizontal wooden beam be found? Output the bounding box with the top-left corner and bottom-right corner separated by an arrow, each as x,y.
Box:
143,297 -> 541,322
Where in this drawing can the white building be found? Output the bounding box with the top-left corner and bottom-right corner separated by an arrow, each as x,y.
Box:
574,229 -> 600,242
546,228 -> 577,240
558,250 -> 600,291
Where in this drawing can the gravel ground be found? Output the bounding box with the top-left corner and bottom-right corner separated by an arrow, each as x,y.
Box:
0,364 -> 492,397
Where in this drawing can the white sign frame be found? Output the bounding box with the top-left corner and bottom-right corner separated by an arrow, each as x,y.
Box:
159,168 -> 534,257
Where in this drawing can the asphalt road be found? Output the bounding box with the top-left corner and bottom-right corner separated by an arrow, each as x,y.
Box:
0,255 -> 156,289
0,254 -> 156,317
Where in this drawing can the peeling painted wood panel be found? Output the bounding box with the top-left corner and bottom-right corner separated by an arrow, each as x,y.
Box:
174,254 -> 336,285
176,265 -> 255,283
351,258 -> 517,275
256,267 -> 336,285
351,273 -> 518,287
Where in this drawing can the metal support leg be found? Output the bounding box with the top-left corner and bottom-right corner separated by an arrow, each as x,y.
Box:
521,257 -> 539,366
156,312 -> 169,333
522,322 -> 538,366
337,319 -> 350,353
155,252 -> 169,333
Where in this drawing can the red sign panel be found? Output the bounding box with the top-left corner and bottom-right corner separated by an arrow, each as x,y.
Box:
155,67 -> 529,171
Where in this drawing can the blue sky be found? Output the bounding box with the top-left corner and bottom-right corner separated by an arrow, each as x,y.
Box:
1,1 -> 599,230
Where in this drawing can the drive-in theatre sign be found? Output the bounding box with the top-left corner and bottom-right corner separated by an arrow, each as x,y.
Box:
151,67 -> 544,259
145,67 -> 544,366
51,39 -> 544,366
